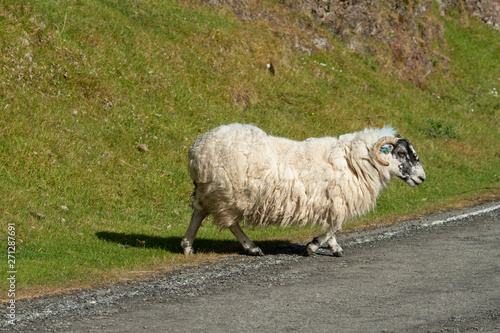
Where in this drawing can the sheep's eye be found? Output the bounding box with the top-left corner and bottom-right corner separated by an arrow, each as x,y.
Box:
398,152 -> 406,158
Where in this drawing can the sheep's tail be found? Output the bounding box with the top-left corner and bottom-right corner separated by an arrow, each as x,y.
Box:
190,181 -> 205,211
190,181 -> 197,199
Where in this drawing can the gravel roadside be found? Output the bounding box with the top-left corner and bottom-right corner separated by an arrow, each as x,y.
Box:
2,201 -> 500,332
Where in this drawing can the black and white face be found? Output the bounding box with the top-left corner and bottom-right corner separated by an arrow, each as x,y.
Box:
382,139 -> 426,187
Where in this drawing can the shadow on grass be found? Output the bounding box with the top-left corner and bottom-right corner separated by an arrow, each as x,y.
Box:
95,231 -> 303,255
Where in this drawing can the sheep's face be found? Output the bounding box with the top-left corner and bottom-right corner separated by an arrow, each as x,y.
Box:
382,139 -> 426,187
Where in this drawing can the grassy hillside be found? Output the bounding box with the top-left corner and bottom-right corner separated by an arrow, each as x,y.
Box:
1,0 -> 499,298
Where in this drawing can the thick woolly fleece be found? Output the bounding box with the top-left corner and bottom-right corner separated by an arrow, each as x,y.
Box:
188,123 -> 397,231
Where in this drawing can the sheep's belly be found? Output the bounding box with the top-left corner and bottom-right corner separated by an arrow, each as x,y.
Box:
237,180 -> 335,229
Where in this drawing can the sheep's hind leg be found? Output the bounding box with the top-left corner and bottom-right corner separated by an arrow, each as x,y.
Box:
181,207 -> 208,255
229,223 -> 264,256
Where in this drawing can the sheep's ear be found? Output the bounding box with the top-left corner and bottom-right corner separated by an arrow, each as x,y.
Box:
396,134 -> 403,139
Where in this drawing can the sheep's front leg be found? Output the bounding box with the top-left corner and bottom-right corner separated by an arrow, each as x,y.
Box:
305,231 -> 333,256
305,232 -> 344,257
307,202 -> 346,256
326,235 -> 345,257
181,207 -> 208,255
229,223 -> 264,256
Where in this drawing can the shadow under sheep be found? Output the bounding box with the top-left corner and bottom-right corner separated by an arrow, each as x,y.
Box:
95,231 -> 303,255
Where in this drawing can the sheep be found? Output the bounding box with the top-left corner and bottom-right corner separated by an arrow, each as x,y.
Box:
181,123 -> 426,256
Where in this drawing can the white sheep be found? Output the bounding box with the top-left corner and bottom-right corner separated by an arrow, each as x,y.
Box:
181,123 -> 426,256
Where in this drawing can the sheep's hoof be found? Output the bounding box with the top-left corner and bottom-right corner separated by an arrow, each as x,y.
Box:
305,242 -> 318,256
332,250 -> 345,257
183,247 -> 195,255
181,239 -> 194,255
246,246 -> 264,256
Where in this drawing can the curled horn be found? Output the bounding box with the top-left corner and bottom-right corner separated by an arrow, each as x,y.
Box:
373,136 -> 399,166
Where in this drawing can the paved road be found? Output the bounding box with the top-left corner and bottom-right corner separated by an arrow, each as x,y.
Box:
4,202 -> 500,332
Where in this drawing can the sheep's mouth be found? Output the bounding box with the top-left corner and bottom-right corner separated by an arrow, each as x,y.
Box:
399,175 -> 425,187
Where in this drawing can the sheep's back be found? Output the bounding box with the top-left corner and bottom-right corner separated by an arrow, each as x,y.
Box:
189,125 -> 281,222
189,124 -> 277,184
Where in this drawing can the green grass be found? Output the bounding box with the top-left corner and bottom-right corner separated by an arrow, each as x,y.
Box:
1,0 -> 499,298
